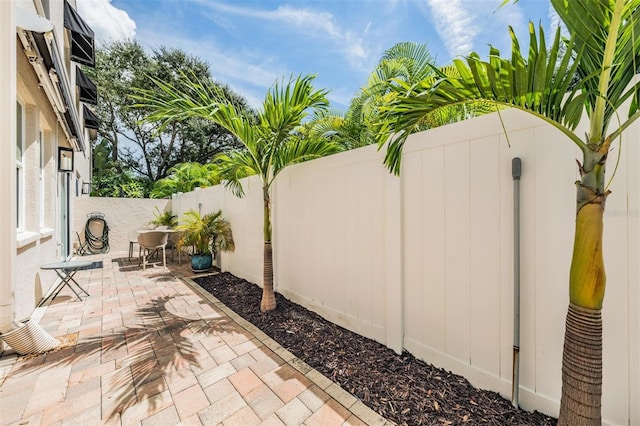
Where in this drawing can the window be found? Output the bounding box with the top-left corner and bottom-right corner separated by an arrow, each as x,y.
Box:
16,101 -> 24,231
39,130 -> 45,229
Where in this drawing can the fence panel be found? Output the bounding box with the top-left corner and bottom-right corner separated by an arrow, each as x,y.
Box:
274,146 -> 391,344
172,108 -> 638,425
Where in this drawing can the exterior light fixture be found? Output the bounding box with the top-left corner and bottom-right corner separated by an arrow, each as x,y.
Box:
58,146 -> 74,172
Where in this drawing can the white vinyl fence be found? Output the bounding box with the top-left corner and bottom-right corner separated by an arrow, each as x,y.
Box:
173,108 -> 639,426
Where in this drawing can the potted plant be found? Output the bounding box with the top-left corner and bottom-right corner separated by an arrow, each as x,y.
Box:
177,209 -> 235,272
149,207 -> 177,229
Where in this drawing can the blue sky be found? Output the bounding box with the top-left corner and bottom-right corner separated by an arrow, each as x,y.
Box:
78,0 -> 556,110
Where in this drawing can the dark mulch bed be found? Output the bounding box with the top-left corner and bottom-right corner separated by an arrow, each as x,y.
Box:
196,272 -> 556,426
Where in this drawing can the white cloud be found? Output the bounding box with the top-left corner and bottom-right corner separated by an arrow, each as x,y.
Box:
327,87 -> 356,108
194,1 -> 340,37
549,4 -> 561,31
547,3 -> 568,39
271,5 -> 342,37
419,0 -> 529,60
134,28 -> 281,108
76,0 -> 136,45
195,1 -> 367,65
425,0 -> 479,58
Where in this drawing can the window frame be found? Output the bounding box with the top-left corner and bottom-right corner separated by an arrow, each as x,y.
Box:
16,99 -> 24,231
39,129 -> 45,229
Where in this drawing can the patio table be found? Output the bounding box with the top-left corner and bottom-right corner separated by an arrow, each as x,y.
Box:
38,260 -> 92,306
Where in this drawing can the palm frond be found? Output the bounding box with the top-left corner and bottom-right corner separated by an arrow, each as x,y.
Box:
376,23 -> 586,174
215,150 -> 259,197
261,74 -> 329,143
271,137 -> 339,183
551,0 -> 640,138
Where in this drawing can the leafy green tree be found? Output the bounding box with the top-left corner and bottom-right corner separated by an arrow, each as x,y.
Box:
90,139 -> 119,196
375,1 -> 640,423
90,139 -> 143,197
111,181 -> 145,198
150,162 -> 221,198
136,74 -> 338,312
84,40 -> 251,186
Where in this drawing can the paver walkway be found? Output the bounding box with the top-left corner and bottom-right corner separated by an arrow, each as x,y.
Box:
0,251 -> 389,426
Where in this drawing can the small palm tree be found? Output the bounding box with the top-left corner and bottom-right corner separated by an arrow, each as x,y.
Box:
178,209 -> 234,255
375,1 -> 639,424
136,74 -> 338,312
149,207 -> 177,228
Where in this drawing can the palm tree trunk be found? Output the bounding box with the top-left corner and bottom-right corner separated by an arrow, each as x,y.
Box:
260,186 -> 276,312
558,150 -> 607,426
559,303 -> 602,425
261,241 -> 276,312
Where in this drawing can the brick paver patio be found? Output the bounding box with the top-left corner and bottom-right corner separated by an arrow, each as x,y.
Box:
0,251 -> 389,425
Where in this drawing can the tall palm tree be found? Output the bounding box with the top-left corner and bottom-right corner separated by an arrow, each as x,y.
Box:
136,74 -> 337,312
307,42 -> 438,150
375,1 -> 640,424
309,42 -> 493,150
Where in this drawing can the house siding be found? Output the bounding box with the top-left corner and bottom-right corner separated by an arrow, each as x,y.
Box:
3,0 -> 96,329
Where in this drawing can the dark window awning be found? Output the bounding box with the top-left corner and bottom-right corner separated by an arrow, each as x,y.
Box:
64,0 -> 95,67
32,32 -> 54,69
83,105 -> 99,129
77,67 -> 97,104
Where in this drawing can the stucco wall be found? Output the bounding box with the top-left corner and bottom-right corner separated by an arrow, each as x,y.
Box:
73,197 -> 171,253
1,5 -> 17,328
13,37 -> 67,322
7,0 -> 96,333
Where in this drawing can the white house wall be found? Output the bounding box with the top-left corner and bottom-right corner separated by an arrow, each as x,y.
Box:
173,109 -> 638,425
14,36 -> 66,321
1,0 -> 17,328
4,0 -> 96,328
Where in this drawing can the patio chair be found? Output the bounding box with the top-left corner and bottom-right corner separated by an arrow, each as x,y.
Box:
137,231 -> 168,270
128,229 -> 140,261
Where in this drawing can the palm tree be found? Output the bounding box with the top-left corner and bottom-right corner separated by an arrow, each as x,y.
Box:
307,42 -> 437,150
135,74 -> 337,312
308,42 -> 493,150
178,209 -> 235,255
375,1 -> 640,424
